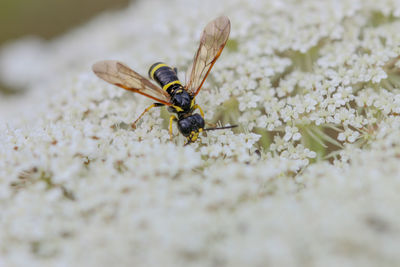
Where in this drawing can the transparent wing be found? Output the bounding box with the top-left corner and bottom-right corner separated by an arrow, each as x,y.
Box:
185,16 -> 230,97
92,60 -> 172,106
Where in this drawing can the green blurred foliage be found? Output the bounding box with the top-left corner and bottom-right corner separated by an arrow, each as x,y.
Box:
0,0 -> 131,45
0,0 -> 131,94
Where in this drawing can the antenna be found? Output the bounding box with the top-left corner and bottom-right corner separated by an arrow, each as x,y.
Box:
203,125 -> 238,131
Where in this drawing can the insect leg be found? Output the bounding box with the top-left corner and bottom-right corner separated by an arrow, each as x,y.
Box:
132,103 -> 164,128
173,67 -> 178,75
169,115 -> 178,140
192,104 -> 205,118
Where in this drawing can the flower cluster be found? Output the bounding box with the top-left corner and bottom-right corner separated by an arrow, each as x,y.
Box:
1,0 -> 400,266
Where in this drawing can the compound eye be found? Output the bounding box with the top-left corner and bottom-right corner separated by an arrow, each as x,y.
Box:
192,114 -> 205,129
177,119 -> 191,136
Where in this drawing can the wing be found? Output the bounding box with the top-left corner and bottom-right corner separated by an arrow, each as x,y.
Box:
185,16 -> 230,97
92,60 -> 172,106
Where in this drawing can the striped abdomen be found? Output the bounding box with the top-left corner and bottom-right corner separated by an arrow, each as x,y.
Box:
149,62 -> 182,94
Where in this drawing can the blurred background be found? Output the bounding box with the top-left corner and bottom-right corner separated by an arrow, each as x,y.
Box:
0,0 -> 131,95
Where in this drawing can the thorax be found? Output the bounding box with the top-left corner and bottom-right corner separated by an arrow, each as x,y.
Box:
168,85 -> 195,115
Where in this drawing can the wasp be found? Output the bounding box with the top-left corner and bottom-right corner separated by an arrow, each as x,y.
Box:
92,16 -> 235,145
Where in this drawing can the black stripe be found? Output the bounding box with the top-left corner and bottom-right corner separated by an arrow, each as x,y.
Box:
149,63 -> 179,89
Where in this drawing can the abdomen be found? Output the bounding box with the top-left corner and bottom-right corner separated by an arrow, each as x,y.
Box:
148,62 -> 181,93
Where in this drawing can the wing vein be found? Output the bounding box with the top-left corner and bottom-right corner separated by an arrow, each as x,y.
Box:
185,16 -> 230,97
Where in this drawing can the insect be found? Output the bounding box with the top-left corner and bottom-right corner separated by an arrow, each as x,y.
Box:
92,16 -> 235,145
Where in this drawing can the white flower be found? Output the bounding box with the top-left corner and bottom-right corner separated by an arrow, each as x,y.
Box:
338,128 -> 360,143
237,91 -> 261,111
1,0 -> 400,266
283,126 -> 301,142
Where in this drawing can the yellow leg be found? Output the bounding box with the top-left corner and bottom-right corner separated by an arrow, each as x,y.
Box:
169,115 -> 177,140
132,103 -> 163,128
193,104 -> 205,118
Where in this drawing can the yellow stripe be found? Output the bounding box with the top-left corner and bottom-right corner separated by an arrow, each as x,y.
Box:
150,63 -> 168,79
162,80 -> 182,91
172,105 -> 183,112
